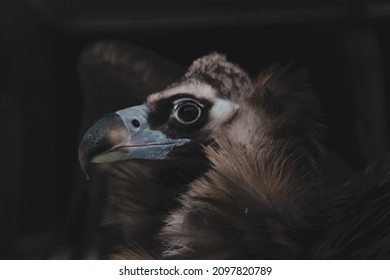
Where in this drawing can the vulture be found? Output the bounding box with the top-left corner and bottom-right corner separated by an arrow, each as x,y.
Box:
78,48 -> 390,259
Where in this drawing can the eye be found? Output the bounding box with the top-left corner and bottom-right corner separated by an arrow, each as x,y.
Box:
173,99 -> 203,124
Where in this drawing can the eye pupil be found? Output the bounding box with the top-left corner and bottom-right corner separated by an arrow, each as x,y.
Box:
177,104 -> 201,124
131,119 -> 140,128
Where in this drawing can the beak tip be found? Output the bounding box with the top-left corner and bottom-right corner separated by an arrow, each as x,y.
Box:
80,162 -> 91,180
78,148 -> 90,180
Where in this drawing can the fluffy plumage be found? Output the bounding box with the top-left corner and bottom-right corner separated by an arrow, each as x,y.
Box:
157,57 -> 324,259
78,51 -> 390,259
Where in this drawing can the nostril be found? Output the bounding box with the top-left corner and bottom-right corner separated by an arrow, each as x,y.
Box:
131,119 -> 140,128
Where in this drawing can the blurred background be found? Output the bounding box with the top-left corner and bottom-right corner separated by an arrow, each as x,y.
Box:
0,0 -> 389,259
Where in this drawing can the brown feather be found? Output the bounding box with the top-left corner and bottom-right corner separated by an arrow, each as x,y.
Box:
159,63 -> 325,259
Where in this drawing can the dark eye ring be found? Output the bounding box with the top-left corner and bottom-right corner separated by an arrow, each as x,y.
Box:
174,101 -> 202,124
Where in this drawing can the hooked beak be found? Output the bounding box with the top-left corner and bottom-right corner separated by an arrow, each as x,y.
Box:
78,104 -> 188,178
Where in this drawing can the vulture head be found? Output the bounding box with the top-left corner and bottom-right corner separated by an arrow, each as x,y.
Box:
79,53 -> 325,259
79,53 -> 252,174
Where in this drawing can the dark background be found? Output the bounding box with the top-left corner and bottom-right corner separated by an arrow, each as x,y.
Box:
0,0 -> 389,259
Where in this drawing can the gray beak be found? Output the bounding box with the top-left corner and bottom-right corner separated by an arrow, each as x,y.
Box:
78,104 -> 188,178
